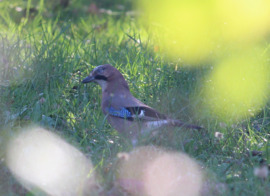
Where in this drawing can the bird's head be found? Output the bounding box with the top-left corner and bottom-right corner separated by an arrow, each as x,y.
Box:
82,64 -> 129,92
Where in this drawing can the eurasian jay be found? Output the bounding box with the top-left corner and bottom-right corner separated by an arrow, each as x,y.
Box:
82,64 -> 202,145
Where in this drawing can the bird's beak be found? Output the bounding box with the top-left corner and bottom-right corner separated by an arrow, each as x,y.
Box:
82,75 -> 95,83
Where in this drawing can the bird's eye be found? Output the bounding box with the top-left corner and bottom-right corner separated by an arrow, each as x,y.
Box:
97,67 -> 105,74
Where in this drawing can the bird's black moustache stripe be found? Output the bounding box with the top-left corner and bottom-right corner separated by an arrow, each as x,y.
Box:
95,75 -> 108,81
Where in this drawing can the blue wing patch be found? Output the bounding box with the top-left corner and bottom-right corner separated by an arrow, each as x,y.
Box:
106,107 -> 132,118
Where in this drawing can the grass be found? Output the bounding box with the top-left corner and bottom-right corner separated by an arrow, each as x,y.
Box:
0,1 -> 270,195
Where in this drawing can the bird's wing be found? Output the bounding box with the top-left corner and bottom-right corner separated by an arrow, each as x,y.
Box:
105,106 -> 167,121
102,92 -> 167,121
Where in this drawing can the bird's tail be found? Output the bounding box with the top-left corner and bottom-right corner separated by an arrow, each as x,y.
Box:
169,119 -> 203,130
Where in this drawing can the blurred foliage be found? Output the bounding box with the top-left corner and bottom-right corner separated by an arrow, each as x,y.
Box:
137,0 -> 270,122
0,0 -> 133,25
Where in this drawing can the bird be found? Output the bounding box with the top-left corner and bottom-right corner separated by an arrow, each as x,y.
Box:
82,64 -> 202,145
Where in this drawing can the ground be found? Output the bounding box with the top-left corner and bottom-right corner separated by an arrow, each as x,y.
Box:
0,1 -> 269,195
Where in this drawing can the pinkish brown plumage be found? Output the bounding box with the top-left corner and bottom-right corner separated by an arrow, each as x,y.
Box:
82,64 -> 202,145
